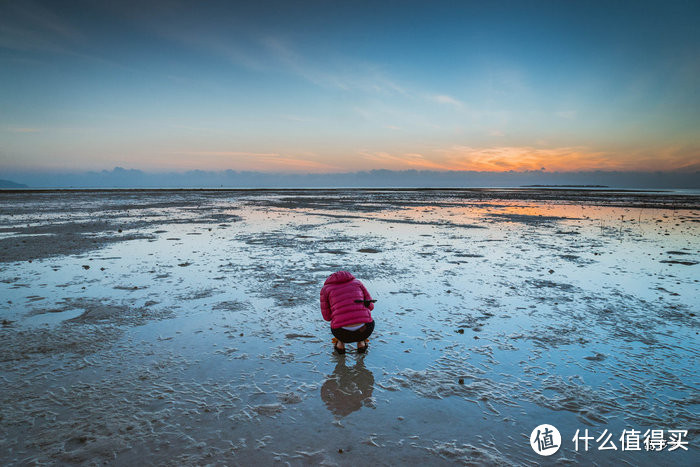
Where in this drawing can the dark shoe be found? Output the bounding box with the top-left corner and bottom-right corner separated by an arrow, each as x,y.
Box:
357,340 -> 368,354
334,343 -> 346,355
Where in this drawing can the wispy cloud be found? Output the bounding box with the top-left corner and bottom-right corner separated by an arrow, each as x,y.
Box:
122,6 -> 411,97
431,94 -> 464,108
280,114 -> 314,123
115,4 -> 423,97
0,1 -> 82,53
93,4 -> 472,119
172,150 -> 339,172
0,1 -> 129,69
360,151 -> 451,170
555,110 -> 577,119
5,127 -> 41,133
260,36 -> 407,94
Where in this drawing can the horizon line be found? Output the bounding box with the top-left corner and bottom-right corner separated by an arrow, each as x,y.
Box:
3,166 -> 699,175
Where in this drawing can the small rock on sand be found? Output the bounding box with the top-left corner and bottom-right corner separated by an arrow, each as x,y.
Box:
584,352 -> 607,362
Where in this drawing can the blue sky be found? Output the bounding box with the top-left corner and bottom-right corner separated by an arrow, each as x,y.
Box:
1,1 -> 698,174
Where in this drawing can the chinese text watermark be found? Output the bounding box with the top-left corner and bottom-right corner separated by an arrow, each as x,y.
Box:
531,426 -> 688,456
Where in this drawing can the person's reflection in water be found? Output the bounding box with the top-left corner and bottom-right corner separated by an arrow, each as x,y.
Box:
320,357 -> 375,418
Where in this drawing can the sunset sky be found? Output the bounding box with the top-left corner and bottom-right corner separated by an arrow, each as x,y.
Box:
1,1 -> 698,175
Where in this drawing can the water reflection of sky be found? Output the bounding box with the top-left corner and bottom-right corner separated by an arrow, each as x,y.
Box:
0,191 -> 698,465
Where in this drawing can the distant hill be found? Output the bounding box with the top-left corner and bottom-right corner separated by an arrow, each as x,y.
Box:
0,179 -> 28,188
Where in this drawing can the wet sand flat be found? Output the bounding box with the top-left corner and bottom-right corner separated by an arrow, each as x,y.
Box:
0,189 -> 698,465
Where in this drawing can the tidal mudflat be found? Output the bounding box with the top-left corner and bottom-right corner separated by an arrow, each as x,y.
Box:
1,189 -> 698,465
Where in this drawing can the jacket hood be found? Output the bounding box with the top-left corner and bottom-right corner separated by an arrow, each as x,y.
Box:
324,270 -> 355,285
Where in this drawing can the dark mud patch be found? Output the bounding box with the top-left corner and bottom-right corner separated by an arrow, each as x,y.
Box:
557,254 -> 595,265
0,191 -> 244,263
583,352 -> 607,361
0,324 -> 123,362
177,288 -> 217,301
3,298 -> 174,362
239,231 -> 354,251
555,229 -> 581,235
487,213 -> 575,224
113,285 -> 143,291
63,299 -> 169,325
246,195 -> 391,212
660,260 -> 698,266
381,218 -> 486,229
525,279 -> 576,291
212,300 -> 247,312
24,298 -> 171,327
318,249 -> 347,255
558,254 -> 581,261
0,231 -> 153,263
284,333 -> 316,339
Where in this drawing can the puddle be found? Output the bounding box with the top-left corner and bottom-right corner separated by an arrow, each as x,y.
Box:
23,308 -> 85,327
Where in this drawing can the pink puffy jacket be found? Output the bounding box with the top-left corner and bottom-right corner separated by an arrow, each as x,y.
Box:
320,271 -> 374,329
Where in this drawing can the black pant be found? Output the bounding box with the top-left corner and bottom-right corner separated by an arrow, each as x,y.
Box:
331,320 -> 375,343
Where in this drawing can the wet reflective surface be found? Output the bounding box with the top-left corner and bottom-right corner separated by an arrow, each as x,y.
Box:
0,189 -> 698,465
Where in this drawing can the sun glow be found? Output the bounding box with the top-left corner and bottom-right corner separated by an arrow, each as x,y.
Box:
358,145 -> 699,173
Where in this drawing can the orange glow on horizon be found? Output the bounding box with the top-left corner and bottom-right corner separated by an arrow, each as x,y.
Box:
358,145 -> 699,173
19,145 -> 693,174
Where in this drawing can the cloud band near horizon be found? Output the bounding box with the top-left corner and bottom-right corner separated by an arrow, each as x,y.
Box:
3,142 -> 696,174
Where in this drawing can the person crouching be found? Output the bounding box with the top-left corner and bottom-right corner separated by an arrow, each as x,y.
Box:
320,270 -> 375,354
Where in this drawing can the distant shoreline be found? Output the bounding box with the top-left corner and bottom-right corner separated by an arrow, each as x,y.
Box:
0,186 -> 679,193
1,187 -> 698,210
520,184 -> 609,188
